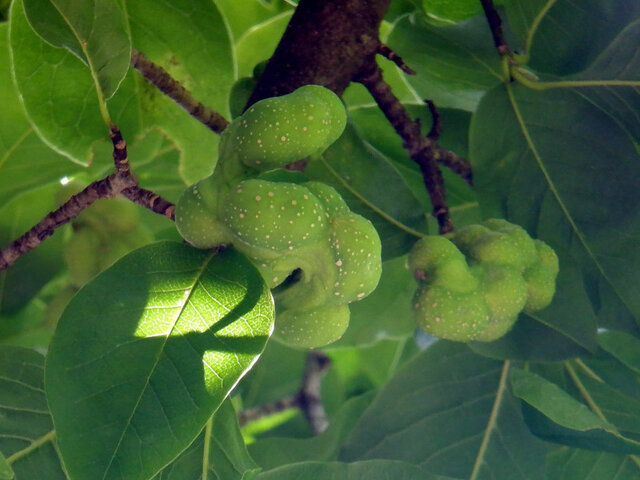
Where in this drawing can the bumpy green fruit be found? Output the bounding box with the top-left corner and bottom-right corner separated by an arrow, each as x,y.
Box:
413,286 -> 490,342
175,175 -> 231,249
223,179 -> 328,255
523,240 -> 559,311
408,236 -> 478,293
328,212 -> 382,303
470,263 -> 527,324
220,85 -> 346,170
275,304 -> 350,348
410,219 -> 559,343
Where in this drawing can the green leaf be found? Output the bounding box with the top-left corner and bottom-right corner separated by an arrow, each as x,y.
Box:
9,0 -> 141,165
421,0 -> 486,23
0,452 -> 12,480
254,460 -> 455,480
573,19 -> 640,143
235,11 -> 293,78
154,399 -> 260,480
546,447 -> 640,480
45,242 -> 274,480
249,392 -> 375,470
337,255 -> 415,346
340,342 -> 547,479
598,331 -> 640,375
0,23 -> 82,205
387,13 -> 501,111
470,83 -> 640,328
127,0 -> 234,184
0,182 -> 66,315
504,0 -> 640,75
306,124 -> 427,260
23,0 -> 131,100
0,346 -> 66,479
511,368 -> 640,454
215,0 -> 292,41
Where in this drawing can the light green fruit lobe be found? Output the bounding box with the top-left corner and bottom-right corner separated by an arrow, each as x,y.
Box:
223,179 -> 328,254
222,85 -> 346,170
471,263 -> 527,324
175,175 -> 231,249
276,304 -> 350,348
413,286 -> 491,342
328,213 -> 382,303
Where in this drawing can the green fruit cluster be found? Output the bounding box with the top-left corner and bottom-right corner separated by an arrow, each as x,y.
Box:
63,197 -> 154,288
176,86 -> 381,348
409,219 -> 559,342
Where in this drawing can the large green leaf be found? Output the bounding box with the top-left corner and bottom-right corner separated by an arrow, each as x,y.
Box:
598,331 -> 640,375
340,342 -> 548,479
9,0 -> 141,165
470,83 -> 640,330
215,0 -> 292,41
512,368 -> 640,454
504,0 -> 640,75
0,182 -> 66,315
306,124 -> 427,260
0,23 -> 81,205
45,242 -> 274,480
0,346 -> 66,479
154,399 -> 259,480
254,460 -> 456,480
387,13 -> 501,111
23,0 -> 130,99
545,447 -> 640,480
127,0 -> 235,184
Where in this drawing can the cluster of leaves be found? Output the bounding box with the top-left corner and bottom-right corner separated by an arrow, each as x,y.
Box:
0,0 -> 639,479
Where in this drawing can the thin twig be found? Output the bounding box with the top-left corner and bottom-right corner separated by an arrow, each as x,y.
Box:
121,187 -> 175,220
357,65 -> 459,233
479,0 -> 510,56
377,44 -> 416,75
425,99 -> 442,140
237,351 -> 331,434
130,49 -> 230,134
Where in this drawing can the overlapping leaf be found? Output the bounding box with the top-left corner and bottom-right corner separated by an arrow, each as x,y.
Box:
0,346 -> 66,479
45,242 -> 274,480
340,341 -> 548,479
546,447 -> 640,480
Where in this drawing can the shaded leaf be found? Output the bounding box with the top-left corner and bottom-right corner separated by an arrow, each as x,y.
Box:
249,392 -> 375,470
154,399 -> 260,480
598,331 -> 640,375
504,0 -> 640,75
470,84 -> 640,329
340,342 -> 547,479
254,460 -> 455,480
511,368 -> 640,454
0,346 -> 66,479
0,183 -> 66,315
23,0 -> 130,99
45,242 -> 274,480
215,0 -> 292,41
545,447 -> 640,480
387,13 -> 501,111
306,124 -> 427,260
0,452 -> 12,480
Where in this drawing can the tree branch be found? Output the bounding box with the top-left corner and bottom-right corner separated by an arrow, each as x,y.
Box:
357,65 -> 458,233
238,351 -> 331,434
479,0 -> 510,56
131,49 -> 230,134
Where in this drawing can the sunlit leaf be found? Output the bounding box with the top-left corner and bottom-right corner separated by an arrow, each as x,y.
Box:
46,242 -> 274,480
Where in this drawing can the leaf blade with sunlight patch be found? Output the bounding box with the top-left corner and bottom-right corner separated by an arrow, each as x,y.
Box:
45,242 -> 274,480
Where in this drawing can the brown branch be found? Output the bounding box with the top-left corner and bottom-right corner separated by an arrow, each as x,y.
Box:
0,174 -> 134,271
480,0 -> 510,56
131,49 -> 230,134
377,44 -> 416,75
357,65 -> 458,234
237,351 -> 331,434
121,187 -> 175,220
425,99 -> 442,140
